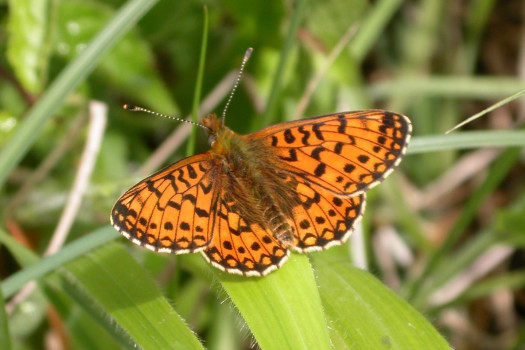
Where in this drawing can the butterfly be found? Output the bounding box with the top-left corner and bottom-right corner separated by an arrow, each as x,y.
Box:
111,108 -> 411,276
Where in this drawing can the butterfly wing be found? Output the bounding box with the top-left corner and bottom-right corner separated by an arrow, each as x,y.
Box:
248,110 -> 411,196
111,153 -> 219,254
243,110 -> 409,251
201,187 -> 289,276
286,172 -> 366,252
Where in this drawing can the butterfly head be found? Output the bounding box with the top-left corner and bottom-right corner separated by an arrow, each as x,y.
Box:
201,113 -> 234,149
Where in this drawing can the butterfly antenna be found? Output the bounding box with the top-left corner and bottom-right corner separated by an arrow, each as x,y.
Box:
221,47 -> 253,123
122,104 -> 211,132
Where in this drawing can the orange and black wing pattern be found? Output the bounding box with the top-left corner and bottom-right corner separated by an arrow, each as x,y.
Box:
288,176 -> 365,252
201,187 -> 289,276
246,110 -> 410,252
111,154 -> 218,254
250,110 -> 411,196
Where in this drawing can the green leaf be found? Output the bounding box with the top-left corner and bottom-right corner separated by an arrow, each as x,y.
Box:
54,1 -> 177,114
495,193 -> 525,237
219,254 -> 332,349
0,0 -> 159,188
7,0 -> 51,94
304,0 -> 366,47
312,252 -> 450,349
43,284 -> 123,350
1,228 -> 200,348
64,243 -> 204,350
6,287 -> 47,339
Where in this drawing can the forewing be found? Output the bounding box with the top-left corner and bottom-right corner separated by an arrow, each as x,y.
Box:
201,188 -> 289,276
111,153 -> 218,253
249,110 -> 411,196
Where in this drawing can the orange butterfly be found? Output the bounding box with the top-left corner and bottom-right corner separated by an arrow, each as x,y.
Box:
111,108 -> 411,276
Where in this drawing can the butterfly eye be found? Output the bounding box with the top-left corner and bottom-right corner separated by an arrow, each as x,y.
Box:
208,135 -> 216,146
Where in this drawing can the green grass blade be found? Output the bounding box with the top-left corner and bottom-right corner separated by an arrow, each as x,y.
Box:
42,283 -> 124,350
440,272 -> 525,311
408,148 -> 521,302
1,227 -> 119,298
446,88 -> 525,133
349,0 -> 404,63
186,6 -> 208,157
407,131 -> 525,154
383,176 -> 433,253
368,76 -> 525,100
0,228 -> 39,268
64,243 -> 204,350
457,0 -> 497,71
0,0 -> 159,188
409,229 -> 498,311
0,281 -> 11,350
219,254 -> 332,350
261,0 -> 307,127
312,252 -> 450,349
1,229 -> 147,348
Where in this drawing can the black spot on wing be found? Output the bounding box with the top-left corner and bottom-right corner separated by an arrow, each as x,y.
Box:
298,126 -> 310,145
283,129 -> 295,144
186,165 -> 197,179
279,149 -> 298,162
314,163 -> 326,176
312,123 -> 324,140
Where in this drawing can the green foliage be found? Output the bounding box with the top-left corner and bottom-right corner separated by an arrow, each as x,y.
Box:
1,0 -> 524,349
7,0 -> 51,94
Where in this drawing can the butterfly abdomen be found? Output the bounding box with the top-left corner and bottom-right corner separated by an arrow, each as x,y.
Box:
260,198 -> 295,246
247,171 -> 299,247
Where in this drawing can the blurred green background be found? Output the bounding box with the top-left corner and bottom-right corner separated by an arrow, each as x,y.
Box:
2,0 -> 525,349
